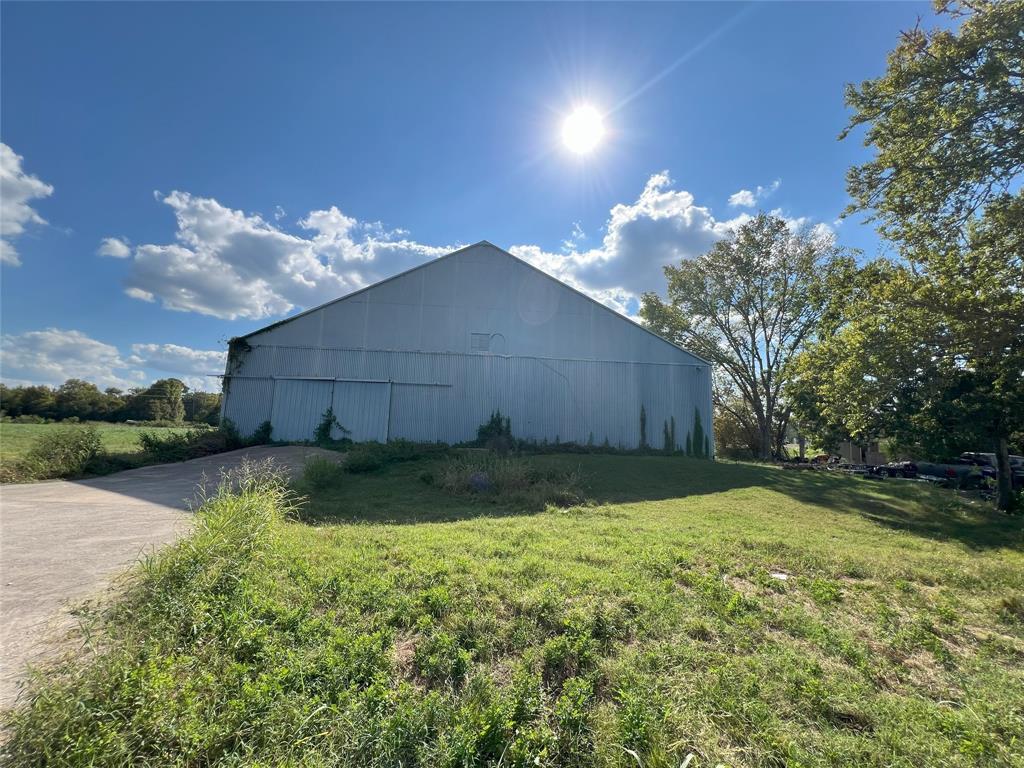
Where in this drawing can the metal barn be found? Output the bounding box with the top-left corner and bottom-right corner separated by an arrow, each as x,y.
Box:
220,242 -> 714,453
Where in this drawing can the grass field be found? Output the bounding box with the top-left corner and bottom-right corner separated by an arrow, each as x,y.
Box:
4,454 -> 1023,766
0,422 -> 189,464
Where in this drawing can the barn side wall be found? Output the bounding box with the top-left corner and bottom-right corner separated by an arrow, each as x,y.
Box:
222,345 -> 715,453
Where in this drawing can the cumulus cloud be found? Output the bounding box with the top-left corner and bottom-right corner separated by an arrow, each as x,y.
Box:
0,143 -> 54,266
97,236 -> 131,258
1,329 -> 227,391
510,171 -> 747,311
128,343 -> 226,391
728,179 -> 781,208
1,329 -> 145,390
129,343 -> 226,376
106,172 -> 814,320
108,192 -> 451,320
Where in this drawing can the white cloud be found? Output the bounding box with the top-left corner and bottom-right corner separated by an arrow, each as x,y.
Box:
1,329 -> 144,390
106,172 -> 814,320
0,143 -> 54,266
728,179 -> 781,208
510,171 -> 747,311
1,330 -> 227,392
111,191 -> 451,320
97,236 -> 131,258
128,343 -> 226,391
125,287 -> 155,302
561,221 -> 586,253
129,343 -> 226,376
727,189 -> 756,208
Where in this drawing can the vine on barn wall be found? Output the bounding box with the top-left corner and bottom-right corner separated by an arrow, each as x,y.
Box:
223,337 -> 254,397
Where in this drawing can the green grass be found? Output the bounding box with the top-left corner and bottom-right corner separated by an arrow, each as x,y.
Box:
4,454 -> 1024,766
0,422 -> 190,464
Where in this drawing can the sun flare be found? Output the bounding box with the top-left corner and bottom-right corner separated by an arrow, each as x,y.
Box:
561,105 -> 605,155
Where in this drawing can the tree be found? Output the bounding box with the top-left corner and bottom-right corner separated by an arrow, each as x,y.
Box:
54,379 -> 105,421
183,391 -> 221,425
641,213 -> 854,460
124,378 -> 187,422
17,385 -> 57,420
840,0 -> 1024,510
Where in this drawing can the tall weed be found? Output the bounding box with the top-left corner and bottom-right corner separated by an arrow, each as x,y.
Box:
438,453 -> 584,509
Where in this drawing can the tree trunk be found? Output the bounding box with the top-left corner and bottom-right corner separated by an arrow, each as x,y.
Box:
758,426 -> 772,461
995,436 -> 1014,512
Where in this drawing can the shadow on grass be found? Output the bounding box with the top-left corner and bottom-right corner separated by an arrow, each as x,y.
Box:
298,453 -> 1023,551
755,467 -> 1022,551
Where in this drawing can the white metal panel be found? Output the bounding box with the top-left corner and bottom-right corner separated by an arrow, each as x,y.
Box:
389,384 -> 451,442
221,377 -> 274,438
331,381 -> 390,442
223,345 -> 714,451
270,379 -> 332,441
244,243 -> 705,367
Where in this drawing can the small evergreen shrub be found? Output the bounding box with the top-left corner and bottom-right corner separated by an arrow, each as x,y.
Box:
693,408 -> 706,459
477,410 -> 513,453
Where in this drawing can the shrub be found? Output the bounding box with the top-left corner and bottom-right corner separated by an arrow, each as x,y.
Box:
343,440 -> 447,474
299,456 -> 345,491
11,414 -> 47,424
343,444 -> 387,474
250,420 -> 273,445
477,410 -> 512,453
138,426 -> 227,463
437,453 -> 583,509
219,418 -> 243,449
21,426 -> 103,480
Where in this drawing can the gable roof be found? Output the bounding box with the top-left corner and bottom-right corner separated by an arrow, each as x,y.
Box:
237,240 -> 710,365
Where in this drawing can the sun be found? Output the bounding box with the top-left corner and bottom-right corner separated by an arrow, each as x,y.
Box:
561,105 -> 605,155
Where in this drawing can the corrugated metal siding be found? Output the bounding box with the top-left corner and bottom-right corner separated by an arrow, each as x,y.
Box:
332,381 -> 390,442
223,344 -> 714,451
270,379 -> 332,441
221,377 -> 274,437
245,244 -> 708,367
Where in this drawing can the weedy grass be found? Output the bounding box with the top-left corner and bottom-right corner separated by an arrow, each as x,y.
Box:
436,452 -> 584,509
0,422 -> 190,463
0,422 -> 194,483
4,455 -> 1023,767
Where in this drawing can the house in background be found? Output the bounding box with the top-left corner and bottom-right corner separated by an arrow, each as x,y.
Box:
220,241 -> 714,451
837,440 -> 887,465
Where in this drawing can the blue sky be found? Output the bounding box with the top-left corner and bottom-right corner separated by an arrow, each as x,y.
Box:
1,1 -> 933,391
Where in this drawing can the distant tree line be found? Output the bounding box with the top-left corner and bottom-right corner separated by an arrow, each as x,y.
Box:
0,378 -> 221,425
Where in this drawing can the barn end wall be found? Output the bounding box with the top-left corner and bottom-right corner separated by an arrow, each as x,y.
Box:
221,345 -> 715,453
241,243 -> 707,368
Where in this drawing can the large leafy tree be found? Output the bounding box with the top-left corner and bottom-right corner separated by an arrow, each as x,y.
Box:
835,0 -> 1024,509
641,213 -> 854,460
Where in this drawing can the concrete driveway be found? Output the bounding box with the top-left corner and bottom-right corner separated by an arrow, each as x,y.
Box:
0,445 -> 338,710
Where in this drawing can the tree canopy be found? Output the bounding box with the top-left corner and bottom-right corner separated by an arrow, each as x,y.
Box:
800,0 -> 1024,509
641,213 -> 855,459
